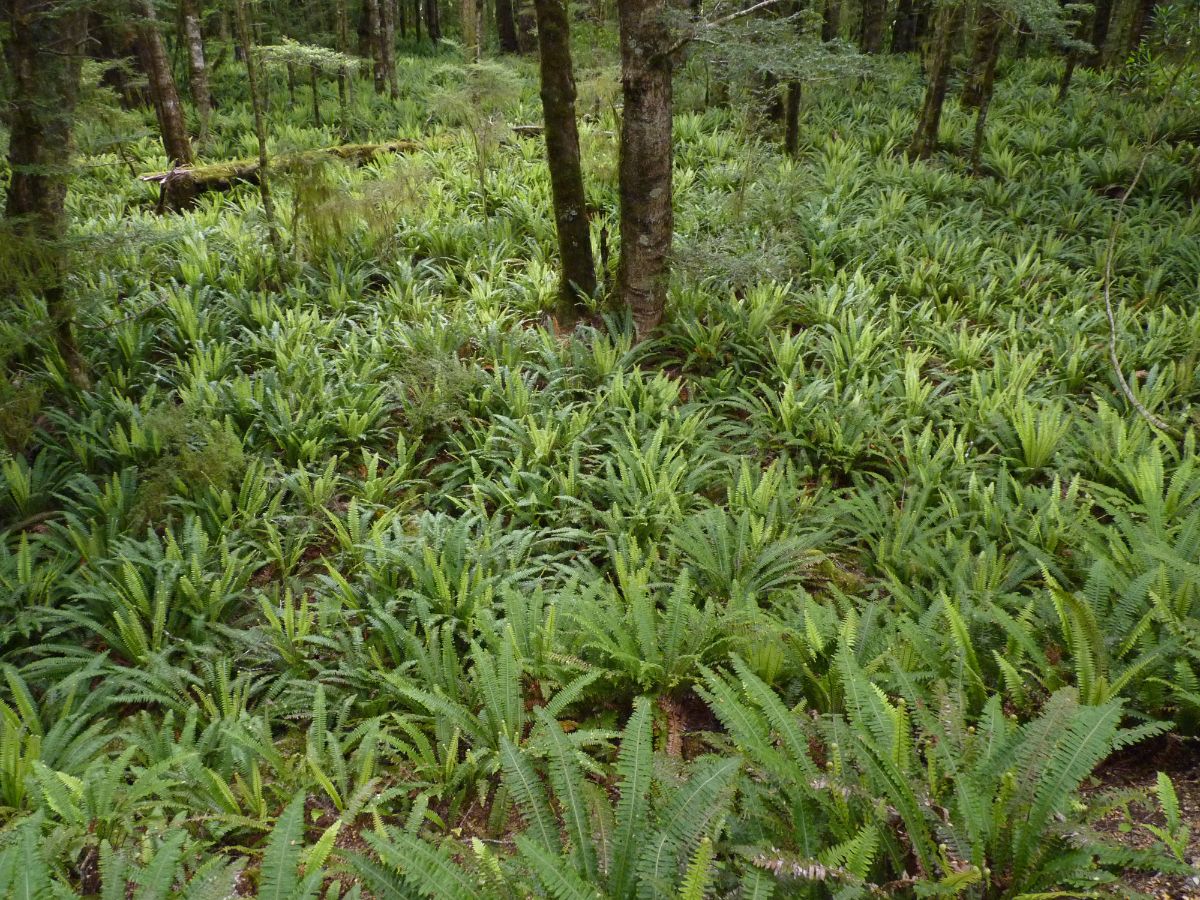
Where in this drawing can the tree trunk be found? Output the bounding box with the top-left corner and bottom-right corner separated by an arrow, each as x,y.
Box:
533,0 -> 598,326
310,66 -> 323,128
180,0 -> 212,144
2,0 -> 88,387
858,0 -> 886,52
414,0 -> 423,40
962,1 -> 1002,108
336,0 -> 353,133
907,1 -> 963,158
783,82 -> 801,156
1085,0 -> 1115,67
821,0 -> 840,41
365,0 -> 387,92
616,0 -> 673,340
426,0 -> 442,41
380,0 -> 400,96
232,0 -> 284,272
1125,0 -> 1155,53
891,0 -> 918,51
137,0 -> 194,166
497,0 -> 520,51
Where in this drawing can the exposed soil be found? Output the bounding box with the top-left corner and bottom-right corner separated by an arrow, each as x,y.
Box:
1082,735 -> 1200,899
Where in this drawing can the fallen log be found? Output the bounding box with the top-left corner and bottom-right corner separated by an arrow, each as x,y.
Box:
139,140 -> 421,211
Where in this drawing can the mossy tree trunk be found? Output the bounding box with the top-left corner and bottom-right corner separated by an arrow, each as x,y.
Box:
380,0 -> 400,95
1086,0 -> 1115,66
2,0 -> 88,387
137,0 -> 194,167
962,1 -> 1002,108
533,0 -> 598,327
616,0 -> 673,340
1125,0 -> 1156,53
908,1 -> 963,158
426,0 -> 442,41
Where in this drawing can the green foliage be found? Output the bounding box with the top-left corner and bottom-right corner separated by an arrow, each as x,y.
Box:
2,14 -> 1199,900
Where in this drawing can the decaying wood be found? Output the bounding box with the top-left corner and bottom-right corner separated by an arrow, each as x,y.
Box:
139,140 -> 421,211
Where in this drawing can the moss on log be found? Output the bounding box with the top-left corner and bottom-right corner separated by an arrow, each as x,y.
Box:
140,140 -> 421,211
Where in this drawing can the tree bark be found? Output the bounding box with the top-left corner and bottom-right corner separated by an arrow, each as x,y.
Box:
2,0 -> 88,386
137,0 -> 194,167
1086,0 -> 1115,67
1125,0 -> 1155,54
907,1 -> 963,158
890,0 -> 919,51
380,0 -> 400,96
497,0 -> 520,51
180,0 -> 212,144
616,0 -> 673,340
533,0 -> 598,326
365,0 -> 387,92
783,82 -> 801,156
821,0 -> 840,41
962,1 -> 1002,108
858,0 -> 886,52
426,0 -> 442,41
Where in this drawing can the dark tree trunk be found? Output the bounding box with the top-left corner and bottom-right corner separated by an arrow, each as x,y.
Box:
908,1 -> 963,158
336,0 -> 353,132
232,0 -> 284,270
3,0 -> 88,386
137,0 -> 194,166
962,1 -> 1002,108
533,0 -> 597,327
180,0 -> 212,144
1086,0 -> 1115,67
310,66 -> 322,128
426,0 -> 442,41
616,0 -> 673,340
497,0 -> 520,51
821,0 -> 840,41
397,0 -> 407,39
414,0 -> 423,40
891,0 -> 918,51
858,0 -> 886,52
517,0 -> 537,51
783,82 -> 801,156
380,0 -> 400,95
1126,0 -> 1156,53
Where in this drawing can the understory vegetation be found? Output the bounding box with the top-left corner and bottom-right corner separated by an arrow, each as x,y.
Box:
3,16 -> 1200,900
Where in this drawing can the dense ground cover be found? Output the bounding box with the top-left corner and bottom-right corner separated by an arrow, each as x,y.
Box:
2,42 -> 1200,897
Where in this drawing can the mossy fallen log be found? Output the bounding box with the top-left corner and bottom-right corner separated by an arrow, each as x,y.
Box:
139,140 -> 421,211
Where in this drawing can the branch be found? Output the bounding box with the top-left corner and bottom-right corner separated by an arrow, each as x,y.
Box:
663,0 -> 785,58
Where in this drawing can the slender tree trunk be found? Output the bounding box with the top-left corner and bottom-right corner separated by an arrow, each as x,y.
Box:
962,1 -> 1002,108
180,0 -> 212,144
414,0 -> 423,40
426,0 -> 442,40
1086,0 -> 1115,66
891,0 -> 918,51
533,0 -> 598,326
336,0 -> 353,132
310,66 -> 323,128
397,0 -> 407,39
908,1 -> 963,158
137,0 -> 194,166
616,0 -> 673,340
380,0 -> 400,95
783,82 -> 801,156
1125,0 -> 1155,54
858,0 -> 886,52
232,0 -> 284,273
365,0 -> 386,92
3,0 -> 88,386
821,0 -> 840,41
497,0 -> 520,51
